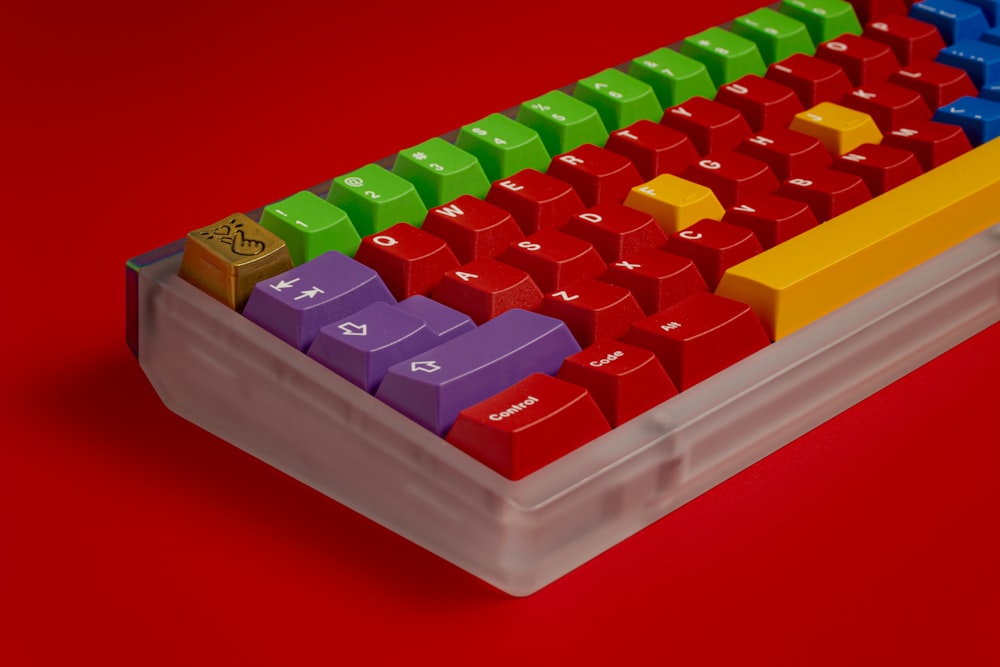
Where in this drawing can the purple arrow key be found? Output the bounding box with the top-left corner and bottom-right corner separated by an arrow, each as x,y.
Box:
396,295 -> 475,344
307,302 -> 438,393
375,309 -> 581,435
243,251 -> 394,350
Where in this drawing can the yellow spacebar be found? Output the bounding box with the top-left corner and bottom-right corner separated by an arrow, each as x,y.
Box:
716,137 -> 1000,340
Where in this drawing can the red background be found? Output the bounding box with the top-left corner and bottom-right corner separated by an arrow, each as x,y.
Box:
5,0 -> 998,663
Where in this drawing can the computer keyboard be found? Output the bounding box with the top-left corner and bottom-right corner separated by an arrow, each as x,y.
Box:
126,0 -> 1000,595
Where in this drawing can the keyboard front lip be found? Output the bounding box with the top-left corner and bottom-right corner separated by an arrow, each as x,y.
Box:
130,222 -> 1000,595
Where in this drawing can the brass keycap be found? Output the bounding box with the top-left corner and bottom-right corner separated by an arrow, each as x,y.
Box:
179,213 -> 293,311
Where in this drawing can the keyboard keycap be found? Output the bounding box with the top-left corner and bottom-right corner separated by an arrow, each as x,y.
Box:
815,33 -> 902,87
766,53 -> 854,106
681,151 -> 781,207
863,14 -> 947,65
421,195 -> 524,264
736,127 -> 834,178
623,173 -> 726,233
603,120 -> 699,180
888,60 -> 978,108
353,222 -> 460,300
936,38 -> 1000,88
723,193 -> 820,248
392,137 -> 491,208
498,229 -> 606,292
681,27 -> 768,86
456,113 -> 551,181
628,48 -> 717,107
599,249 -> 709,315
485,168 -> 585,234
879,119 -> 972,168
546,143 -> 644,207
395,295 -> 475,343
839,81 -> 932,131
777,167 -> 872,220
260,191 -> 361,264
431,256 -> 543,324
376,309 -> 581,435
664,219 -> 764,289
561,202 -> 668,263
830,142 -> 923,194
780,0 -> 864,43
660,96 -> 753,155
789,101 -> 884,154
932,94 -> 1000,143
732,7 -> 816,64
445,373 -> 611,480
910,0 -> 989,44
573,68 -> 662,131
516,90 -> 609,155
327,164 -> 428,236
846,0 -> 908,24
712,75 -> 805,131
537,278 -> 645,346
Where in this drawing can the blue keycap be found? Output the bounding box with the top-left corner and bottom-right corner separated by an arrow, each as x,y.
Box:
396,295 -> 475,343
243,251 -> 395,350
308,302 -> 438,392
937,39 -> 1000,88
375,309 -> 581,435
981,82 -> 1000,99
932,94 -> 1000,143
981,25 -> 1000,44
911,0 -> 990,43
962,0 -> 1000,25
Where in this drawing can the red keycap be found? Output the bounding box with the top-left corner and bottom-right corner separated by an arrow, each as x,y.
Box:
421,194 -> 525,264
735,127 -> 833,180
603,120 -> 699,180
713,75 -> 805,132
431,256 -> 543,324
498,229 -> 606,293
561,202 -> 667,263
485,168 -> 585,235
681,151 -> 780,207
722,193 -> 820,249
664,219 -> 763,290
847,0 -> 908,24
599,249 -> 709,316
880,119 -> 972,170
621,292 -> 771,390
888,61 -> 978,109
659,96 -> 753,155
538,278 -> 645,347
839,81 -> 931,131
557,340 -> 678,427
777,169 -> 872,221
862,14 -> 946,66
831,142 -> 923,195
354,222 -> 460,300
766,53 -> 854,107
446,373 -> 611,480
546,143 -> 643,207
815,34 -> 901,87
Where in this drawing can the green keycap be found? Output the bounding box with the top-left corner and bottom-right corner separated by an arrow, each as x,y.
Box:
456,113 -> 551,181
779,0 -> 862,44
629,48 -> 717,108
261,191 -> 361,263
573,68 -> 662,131
515,90 -> 609,156
327,163 -> 428,237
392,137 -> 491,208
681,27 -> 767,87
732,8 -> 815,64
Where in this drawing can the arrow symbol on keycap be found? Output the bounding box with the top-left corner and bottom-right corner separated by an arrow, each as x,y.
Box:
269,277 -> 300,291
294,286 -> 325,300
339,322 -> 367,336
410,360 -> 441,373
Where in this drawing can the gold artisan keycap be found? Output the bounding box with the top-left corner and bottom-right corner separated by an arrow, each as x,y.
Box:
789,102 -> 882,155
623,174 -> 726,234
179,213 -> 294,311
716,137 -> 1000,340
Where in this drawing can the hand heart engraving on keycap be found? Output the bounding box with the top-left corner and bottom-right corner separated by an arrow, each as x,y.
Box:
211,224 -> 232,237
219,229 -> 265,256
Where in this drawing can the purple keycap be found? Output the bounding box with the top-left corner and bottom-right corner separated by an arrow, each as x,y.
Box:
307,302 -> 437,393
243,251 -> 394,350
375,309 -> 581,435
396,295 -> 475,343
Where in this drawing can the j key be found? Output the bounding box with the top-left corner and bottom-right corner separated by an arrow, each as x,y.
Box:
546,143 -> 644,207
722,193 -> 820,248
561,202 -> 668,263
498,229 -> 606,293
888,60 -> 978,108
242,250 -> 394,351
557,340 -> 678,427
838,81 -> 932,131
777,168 -> 872,220
765,53 -> 853,107
879,119 -> 972,169
485,168 -> 585,234
936,38 -> 1000,89
431,256 -> 543,325
910,0 -> 989,44
863,14 -> 947,65
537,278 -> 645,346
354,222 -> 460,300
932,95 -> 1000,144
712,75 -> 805,131
664,219 -> 764,290
831,142 -> 924,194
659,96 -> 753,155
420,195 -> 525,264
621,292 -> 770,390
445,373 -> 611,480
376,309 -> 581,436
681,151 -> 781,207
599,249 -> 709,316
603,120 -> 700,181
815,33 -> 902,87
736,127 -> 833,179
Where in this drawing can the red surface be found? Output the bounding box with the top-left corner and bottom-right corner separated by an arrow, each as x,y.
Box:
4,1 -> 999,664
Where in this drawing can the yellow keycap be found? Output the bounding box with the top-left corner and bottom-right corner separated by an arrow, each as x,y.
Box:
789,102 -> 882,155
716,137 -> 1000,340
623,174 -> 725,233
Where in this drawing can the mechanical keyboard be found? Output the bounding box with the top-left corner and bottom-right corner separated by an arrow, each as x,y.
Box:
126,0 -> 1000,595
